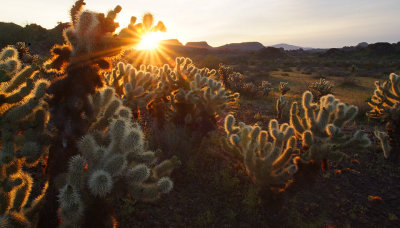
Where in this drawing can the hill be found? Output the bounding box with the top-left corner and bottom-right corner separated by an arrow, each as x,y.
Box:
217,42 -> 264,51
269,43 -> 312,50
0,22 -> 68,55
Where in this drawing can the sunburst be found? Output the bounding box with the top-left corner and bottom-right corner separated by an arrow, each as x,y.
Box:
136,32 -> 164,51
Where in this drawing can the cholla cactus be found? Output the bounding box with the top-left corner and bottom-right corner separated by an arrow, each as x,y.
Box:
38,1 -> 169,226
224,115 -> 299,188
58,87 -> 179,227
85,87 -> 133,132
104,62 -> 131,95
14,42 -> 39,65
217,63 -> 233,89
290,91 -> 370,167
279,82 -> 290,95
144,57 -> 239,133
105,62 -> 158,117
367,73 -> 400,159
260,80 -> 272,96
307,78 -> 334,101
374,129 -> 391,159
276,95 -> 289,119
0,46 -> 50,227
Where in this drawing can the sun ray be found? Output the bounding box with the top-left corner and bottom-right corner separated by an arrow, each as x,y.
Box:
136,32 -> 164,51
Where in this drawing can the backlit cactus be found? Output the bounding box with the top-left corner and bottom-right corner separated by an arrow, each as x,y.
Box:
307,78 -> 334,101
224,115 -> 299,188
105,62 -> 158,117
37,1 -> 170,226
217,63 -> 233,89
141,57 -> 239,133
290,91 -> 370,165
58,87 -> 179,227
367,73 -> 400,159
0,46 -> 50,227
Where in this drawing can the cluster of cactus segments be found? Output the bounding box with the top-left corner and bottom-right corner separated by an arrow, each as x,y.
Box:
104,62 -> 158,116
58,87 -> 180,227
367,73 -> 400,159
290,91 -> 371,162
0,46 -> 51,227
224,114 -> 299,188
307,78 -> 334,101
279,82 -> 290,95
108,57 -> 239,131
155,57 -> 239,128
217,63 -> 233,89
217,64 -> 272,97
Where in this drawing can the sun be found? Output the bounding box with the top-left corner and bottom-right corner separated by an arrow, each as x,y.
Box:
136,32 -> 164,51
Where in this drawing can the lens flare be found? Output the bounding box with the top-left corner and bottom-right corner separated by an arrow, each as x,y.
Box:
136,32 -> 164,51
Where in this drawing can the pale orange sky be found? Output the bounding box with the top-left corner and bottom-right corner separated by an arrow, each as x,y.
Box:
2,0 -> 399,48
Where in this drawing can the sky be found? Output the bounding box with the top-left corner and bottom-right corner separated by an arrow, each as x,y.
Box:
2,0 -> 400,48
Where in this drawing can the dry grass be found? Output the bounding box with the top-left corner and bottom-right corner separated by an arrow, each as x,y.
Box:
255,69 -> 377,107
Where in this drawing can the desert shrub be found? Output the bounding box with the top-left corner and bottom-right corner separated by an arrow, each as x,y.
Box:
260,80 -> 272,96
240,82 -> 260,98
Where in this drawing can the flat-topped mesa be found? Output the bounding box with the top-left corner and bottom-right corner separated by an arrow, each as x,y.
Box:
218,42 -> 264,51
185,41 -> 212,49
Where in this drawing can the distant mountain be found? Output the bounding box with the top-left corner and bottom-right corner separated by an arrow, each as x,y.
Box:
320,42 -> 400,58
185,41 -> 212,49
268,43 -> 313,50
0,22 -> 68,55
356,42 -> 368,48
218,42 -> 264,51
